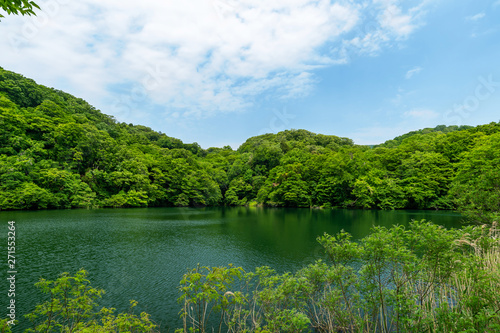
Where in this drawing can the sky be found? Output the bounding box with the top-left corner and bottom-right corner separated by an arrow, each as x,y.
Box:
1,0 -> 499,148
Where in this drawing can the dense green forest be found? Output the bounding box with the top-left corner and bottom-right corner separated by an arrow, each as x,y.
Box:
1,67 -> 499,222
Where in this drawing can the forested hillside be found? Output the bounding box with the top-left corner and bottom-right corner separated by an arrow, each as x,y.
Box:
1,67 -> 499,222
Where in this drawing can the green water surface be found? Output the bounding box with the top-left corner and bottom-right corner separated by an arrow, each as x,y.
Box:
0,207 -> 464,332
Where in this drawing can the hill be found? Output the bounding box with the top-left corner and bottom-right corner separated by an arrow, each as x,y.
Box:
377,124 -> 474,148
1,67 -> 499,222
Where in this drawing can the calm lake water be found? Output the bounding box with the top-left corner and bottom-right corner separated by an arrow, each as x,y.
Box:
0,207 -> 464,332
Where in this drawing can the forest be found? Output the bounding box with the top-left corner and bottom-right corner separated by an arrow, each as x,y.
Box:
1,67 -> 500,224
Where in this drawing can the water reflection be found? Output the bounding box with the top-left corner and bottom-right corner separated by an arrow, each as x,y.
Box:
0,207 -> 463,331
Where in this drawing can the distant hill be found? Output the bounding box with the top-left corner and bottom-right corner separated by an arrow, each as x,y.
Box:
377,125 -> 474,148
1,67 -> 499,216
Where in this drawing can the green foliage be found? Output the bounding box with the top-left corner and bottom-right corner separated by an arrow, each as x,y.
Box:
0,319 -> 13,333
177,265 -> 246,333
102,190 -> 148,208
0,0 -> 40,18
378,125 -> 473,148
260,163 -> 311,207
0,182 -> 54,209
23,269 -> 157,332
177,221 -> 500,332
450,133 -> 500,224
177,265 -> 311,333
1,67 -> 500,212
225,178 -> 253,206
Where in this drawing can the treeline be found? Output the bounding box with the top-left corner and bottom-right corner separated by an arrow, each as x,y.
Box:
1,67 -> 499,221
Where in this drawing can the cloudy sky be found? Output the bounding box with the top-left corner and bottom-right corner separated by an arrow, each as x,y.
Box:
1,0 -> 499,148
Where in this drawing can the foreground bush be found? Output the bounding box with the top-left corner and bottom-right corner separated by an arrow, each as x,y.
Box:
1,270 -> 158,333
176,220 -> 500,332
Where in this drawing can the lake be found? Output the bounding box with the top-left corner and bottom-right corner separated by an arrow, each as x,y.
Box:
0,207 -> 464,332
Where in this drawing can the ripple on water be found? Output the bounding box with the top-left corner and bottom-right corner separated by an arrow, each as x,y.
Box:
0,207 -> 463,332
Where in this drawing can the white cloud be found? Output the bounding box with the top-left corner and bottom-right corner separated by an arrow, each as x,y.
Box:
404,108 -> 438,120
373,0 -> 429,39
0,0 -> 433,122
378,4 -> 415,38
466,12 -> 486,21
405,66 -> 423,79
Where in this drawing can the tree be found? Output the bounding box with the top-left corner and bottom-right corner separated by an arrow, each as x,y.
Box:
0,0 -> 40,18
261,163 -> 311,207
225,177 -> 253,205
399,151 -> 453,209
23,269 -> 157,332
451,133 -> 500,224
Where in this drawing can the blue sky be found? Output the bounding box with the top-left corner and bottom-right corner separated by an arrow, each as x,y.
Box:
1,0 -> 499,148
